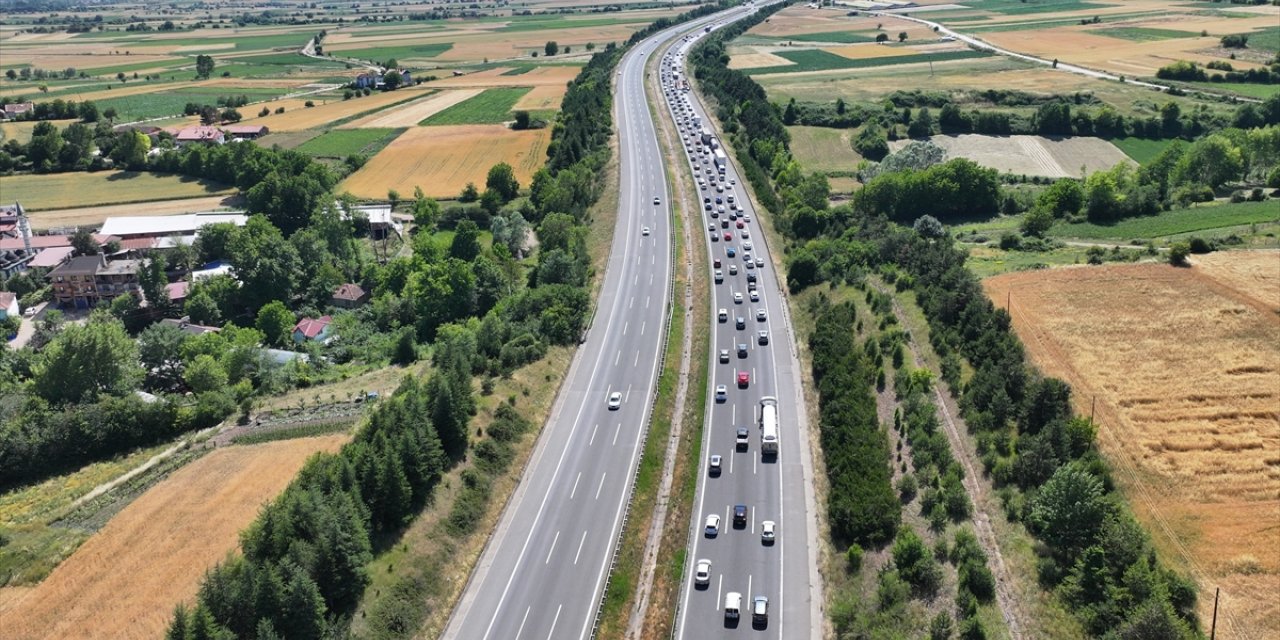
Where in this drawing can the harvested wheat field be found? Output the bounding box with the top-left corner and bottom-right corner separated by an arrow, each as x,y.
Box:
341,89 -> 475,128
428,65 -> 580,89
340,124 -> 549,199
239,85 -> 434,131
0,435 -> 347,640
513,84 -> 568,111
889,133 -> 1131,177
728,48 -> 796,70
984,256 -> 1280,640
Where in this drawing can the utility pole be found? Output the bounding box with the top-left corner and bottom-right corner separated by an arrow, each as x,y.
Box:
1090,395 -> 1096,423
1210,587 -> 1220,640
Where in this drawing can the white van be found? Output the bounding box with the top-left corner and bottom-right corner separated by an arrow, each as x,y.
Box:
724,591 -> 742,621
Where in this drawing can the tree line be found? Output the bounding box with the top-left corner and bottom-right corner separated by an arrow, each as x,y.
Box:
690,9 -> 1204,637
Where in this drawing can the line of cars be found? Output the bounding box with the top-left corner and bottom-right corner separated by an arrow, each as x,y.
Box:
660,21 -> 775,631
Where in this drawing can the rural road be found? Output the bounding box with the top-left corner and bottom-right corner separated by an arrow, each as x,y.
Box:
440,6 -> 764,640
661,14 -> 820,640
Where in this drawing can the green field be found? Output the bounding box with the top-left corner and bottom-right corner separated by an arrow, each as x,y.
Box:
1110,137 -> 1176,164
967,0 -> 1108,16
787,125 -> 862,173
93,85 -> 293,121
1099,27 -> 1201,42
0,171 -> 233,210
1233,25 -> 1280,54
746,49 -> 993,75
961,12 -> 1164,33
1192,81 -> 1280,100
228,52 -> 348,67
334,42 -> 453,64
296,128 -> 404,158
131,32 -> 313,52
776,31 -> 875,44
419,87 -> 532,125
1053,201 -> 1280,240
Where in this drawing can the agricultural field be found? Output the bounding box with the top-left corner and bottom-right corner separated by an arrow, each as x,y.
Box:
983,254 -> 1280,640
419,87 -> 532,125
295,127 -> 403,159
0,435 -> 349,640
0,171 -> 233,211
339,124 -> 550,199
0,119 -> 76,145
1051,200 -> 1280,242
786,125 -> 862,174
27,195 -> 242,231
887,133 -> 1131,178
1108,136 -> 1175,164
340,89 -> 475,128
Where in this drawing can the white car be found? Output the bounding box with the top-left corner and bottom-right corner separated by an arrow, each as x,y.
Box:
608,391 -> 622,410
761,520 -> 776,544
734,292 -> 743,304
718,308 -> 728,323
750,290 -> 760,302
705,514 -> 721,537
757,308 -> 767,321
642,226 -> 651,236
708,454 -> 722,476
719,349 -> 730,363
715,385 -> 727,403
653,197 -> 661,205
695,558 -> 712,586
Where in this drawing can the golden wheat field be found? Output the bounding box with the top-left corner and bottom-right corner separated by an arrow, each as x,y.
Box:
983,253 -> 1280,640
339,124 -> 549,199
0,436 -> 347,640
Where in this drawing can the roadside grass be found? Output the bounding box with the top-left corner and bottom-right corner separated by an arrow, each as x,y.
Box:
746,49 -> 992,75
333,42 -> 453,63
1098,27 -> 1201,42
1109,136 -> 1175,164
0,440 -> 178,587
419,87 -> 533,125
295,127 -> 404,158
0,171 -> 233,211
93,85 -> 293,121
1052,201 -> 1280,241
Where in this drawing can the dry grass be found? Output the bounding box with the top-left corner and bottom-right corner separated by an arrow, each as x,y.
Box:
27,195 -> 241,231
235,85 -> 434,131
982,26 -> 1267,77
340,88 -> 480,128
512,83 -> 568,111
338,124 -> 549,199
0,171 -> 234,211
0,119 -> 77,145
727,48 -> 795,70
787,125 -> 862,174
888,133 -> 1131,178
983,256 -> 1280,640
428,65 -> 581,88
0,435 -> 348,640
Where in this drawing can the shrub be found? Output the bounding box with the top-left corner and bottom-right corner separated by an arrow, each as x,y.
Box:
1187,237 -> 1213,254
897,472 -> 918,503
846,543 -> 864,572
1169,242 -> 1191,266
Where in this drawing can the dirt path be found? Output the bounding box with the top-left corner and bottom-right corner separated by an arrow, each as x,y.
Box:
879,283 -> 1026,640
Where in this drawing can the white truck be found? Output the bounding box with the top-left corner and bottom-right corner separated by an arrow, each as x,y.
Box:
713,148 -> 728,174
760,396 -> 778,457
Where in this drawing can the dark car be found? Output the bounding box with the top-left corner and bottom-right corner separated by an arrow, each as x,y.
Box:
733,504 -> 747,528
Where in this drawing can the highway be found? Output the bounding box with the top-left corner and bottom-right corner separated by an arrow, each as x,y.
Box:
661,17 -> 818,640
441,6 -> 765,640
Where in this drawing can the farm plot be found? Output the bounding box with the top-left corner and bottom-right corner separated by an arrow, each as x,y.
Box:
295,128 -> 403,159
419,87 -> 532,125
787,125 -> 862,174
887,133 -> 1130,177
0,435 -> 348,640
233,86 -> 433,131
339,124 -> 549,199
745,48 -> 992,75
0,171 -> 233,211
340,89 -> 480,128
92,85 -> 295,122
27,196 -> 241,231
983,257 -> 1280,640
1051,201 -> 1280,242
513,84 -> 569,111
428,65 -> 581,89
0,119 -> 77,145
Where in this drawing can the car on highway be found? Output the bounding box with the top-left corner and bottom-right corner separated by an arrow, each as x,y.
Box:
761,520 -> 776,545
642,226 -> 650,236
718,308 -> 728,322
726,247 -> 736,257
735,316 -> 745,329
608,392 -> 622,410
736,426 -> 749,450
714,270 -> 723,283
747,272 -> 757,285
756,256 -> 765,268
719,349 -> 730,363
710,232 -> 719,243
736,220 -> 744,229
704,514 -> 721,537
737,343 -> 748,358
733,292 -> 743,304
724,592 -> 741,621
713,258 -> 721,268
758,330 -> 769,345
728,264 -> 737,275
715,385 -> 727,403
708,454 -> 722,477
737,370 -> 750,387
742,240 -> 753,251
695,559 -> 712,587
653,197 -> 661,205
752,596 -> 769,627
750,290 -> 759,302
757,308 -> 767,321
723,231 -> 732,242
733,504 -> 748,528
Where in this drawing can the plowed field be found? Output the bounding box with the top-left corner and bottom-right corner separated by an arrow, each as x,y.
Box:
983,254 -> 1280,640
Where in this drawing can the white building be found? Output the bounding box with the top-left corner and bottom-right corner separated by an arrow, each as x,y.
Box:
99,212 -> 248,240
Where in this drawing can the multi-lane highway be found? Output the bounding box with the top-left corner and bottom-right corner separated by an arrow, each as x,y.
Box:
442,6 -> 769,640
660,19 -> 818,640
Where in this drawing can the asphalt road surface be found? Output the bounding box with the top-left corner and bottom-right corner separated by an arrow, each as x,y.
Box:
442,6 -> 766,640
661,16 -> 818,640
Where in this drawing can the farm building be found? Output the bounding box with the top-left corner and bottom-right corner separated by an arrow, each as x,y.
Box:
330,283 -> 368,309
222,124 -> 269,140
46,254 -> 142,309
98,212 -> 247,241
172,126 -> 226,146
293,315 -> 333,343
164,281 -> 189,305
0,291 -> 17,319
1,102 -> 33,119
342,203 -> 401,239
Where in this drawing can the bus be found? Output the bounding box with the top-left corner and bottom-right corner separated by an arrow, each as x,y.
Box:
759,396 -> 778,457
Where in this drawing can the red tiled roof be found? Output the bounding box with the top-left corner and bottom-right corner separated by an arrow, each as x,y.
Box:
293,315 -> 332,339
174,126 -> 224,141
331,283 -> 366,301
165,281 -> 189,301
118,237 -> 158,251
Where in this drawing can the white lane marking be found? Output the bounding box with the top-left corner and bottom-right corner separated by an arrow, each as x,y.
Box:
574,530 -> 588,565
634,350 -> 641,367
570,472 -> 582,500
747,574 -> 753,604
640,321 -> 646,336
729,447 -> 735,475
613,421 -> 622,446
614,351 -> 621,366
754,455 -> 758,476
545,604 -> 563,640
715,574 -> 722,613
646,295 -> 650,308
515,606 -> 531,640
595,472 -> 608,500
589,423 -> 598,445
629,296 -> 635,309
545,530 -> 560,565
751,506 -> 756,534
622,321 -> 629,336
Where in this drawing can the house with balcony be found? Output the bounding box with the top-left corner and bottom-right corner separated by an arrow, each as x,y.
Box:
46,255 -> 141,309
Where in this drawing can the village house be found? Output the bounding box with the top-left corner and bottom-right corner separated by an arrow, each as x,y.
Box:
222,124 -> 270,140
330,283 -> 369,309
1,102 -> 34,119
293,315 -> 333,343
46,254 -> 142,309
172,126 -> 226,146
